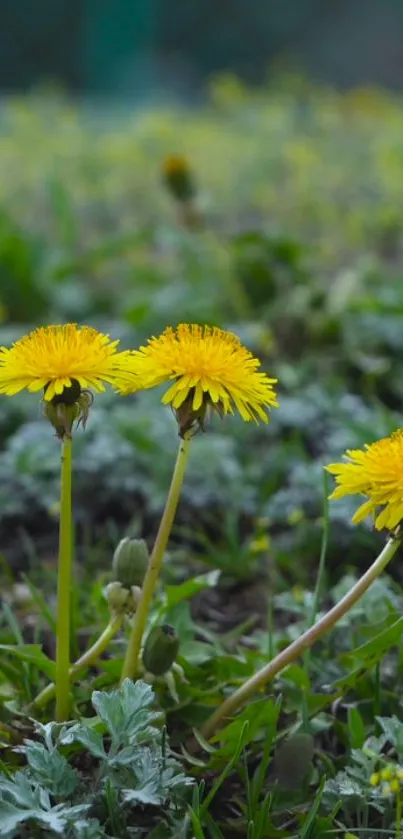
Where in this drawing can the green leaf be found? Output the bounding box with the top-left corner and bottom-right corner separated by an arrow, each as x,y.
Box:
91,679 -> 157,748
200,722 -> 249,816
188,808 -> 208,839
17,739 -> 78,797
0,645 -> 56,679
163,602 -> 197,642
120,746 -> 192,807
122,784 -> 161,807
0,801 -> 87,835
299,778 -> 327,839
21,574 -> 57,634
376,716 -> 403,760
347,706 -> 366,749
180,640 -> 215,666
165,571 -> 220,608
212,698 -> 281,758
340,617 -> 403,669
61,724 -> 107,760
0,773 -> 88,836
72,819 -> 108,839
0,800 -> 63,836
281,663 -> 311,690
325,773 -> 366,803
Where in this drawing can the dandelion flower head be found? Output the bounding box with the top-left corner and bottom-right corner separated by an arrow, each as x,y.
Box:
0,323 -> 135,400
122,323 -> 278,430
327,429 -> 403,531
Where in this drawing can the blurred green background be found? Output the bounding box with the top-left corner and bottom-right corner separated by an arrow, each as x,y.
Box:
3,0 -> 403,94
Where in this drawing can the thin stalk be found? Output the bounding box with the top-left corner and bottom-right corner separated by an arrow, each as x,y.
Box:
302,471 -> 330,730
120,436 -> 191,681
200,536 -> 400,742
31,615 -> 123,711
55,436 -> 73,722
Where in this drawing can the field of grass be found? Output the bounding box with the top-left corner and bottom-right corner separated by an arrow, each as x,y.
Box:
1,77 -> 403,837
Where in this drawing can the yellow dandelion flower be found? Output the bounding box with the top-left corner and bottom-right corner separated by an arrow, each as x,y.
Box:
0,324 -> 138,437
122,324 -> 278,434
0,323 -> 134,400
327,430 -> 403,531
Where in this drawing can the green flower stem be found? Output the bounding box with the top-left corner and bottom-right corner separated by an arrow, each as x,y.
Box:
200,536 -> 401,742
55,436 -> 73,722
31,614 -> 123,711
120,436 -> 191,682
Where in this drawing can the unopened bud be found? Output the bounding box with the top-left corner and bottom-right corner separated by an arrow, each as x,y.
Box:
42,379 -> 93,439
112,538 -> 149,588
43,400 -> 80,440
104,581 -> 142,615
142,624 -> 180,676
104,581 -> 130,613
174,389 -> 211,437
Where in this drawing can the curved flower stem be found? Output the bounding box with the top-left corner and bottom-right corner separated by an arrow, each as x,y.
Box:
31,615 -> 123,711
199,536 -> 401,743
120,436 -> 191,682
55,436 -> 73,722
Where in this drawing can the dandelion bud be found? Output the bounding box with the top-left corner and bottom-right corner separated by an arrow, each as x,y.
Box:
43,400 -> 80,440
112,538 -> 149,588
104,581 -> 142,616
43,378 -> 94,439
174,389 -> 215,437
104,581 -> 130,613
142,624 -> 180,676
162,154 -> 195,203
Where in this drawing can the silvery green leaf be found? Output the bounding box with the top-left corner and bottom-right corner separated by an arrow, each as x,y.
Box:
61,724 -> 107,761
91,679 -> 157,748
71,818 -> 108,839
22,740 -> 78,797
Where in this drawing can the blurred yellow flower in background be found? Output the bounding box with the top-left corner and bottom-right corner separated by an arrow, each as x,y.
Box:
162,154 -> 195,202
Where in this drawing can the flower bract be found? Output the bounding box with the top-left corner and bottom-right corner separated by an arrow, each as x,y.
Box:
122,323 -> 278,429
0,324 -> 136,401
327,429 -> 403,531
